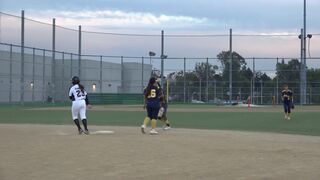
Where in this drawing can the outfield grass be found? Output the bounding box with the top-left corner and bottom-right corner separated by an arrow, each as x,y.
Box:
0,105 -> 320,136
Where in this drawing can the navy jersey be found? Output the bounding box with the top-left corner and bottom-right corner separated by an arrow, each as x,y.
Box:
282,89 -> 293,102
144,85 -> 161,104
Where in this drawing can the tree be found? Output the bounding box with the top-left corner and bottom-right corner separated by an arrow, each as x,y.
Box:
217,51 -> 246,81
194,62 -> 218,81
276,58 -> 300,83
217,51 -> 251,100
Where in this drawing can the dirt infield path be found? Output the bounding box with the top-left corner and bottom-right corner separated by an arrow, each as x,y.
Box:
1,124 -> 320,180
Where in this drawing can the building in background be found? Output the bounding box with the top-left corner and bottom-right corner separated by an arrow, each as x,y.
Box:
0,49 -> 152,103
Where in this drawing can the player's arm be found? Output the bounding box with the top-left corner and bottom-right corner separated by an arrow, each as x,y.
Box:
143,89 -> 148,109
84,91 -> 92,109
69,87 -> 75,101
290,91 -> 293,101
85,95 -> 90,105
143,95 -> 147,109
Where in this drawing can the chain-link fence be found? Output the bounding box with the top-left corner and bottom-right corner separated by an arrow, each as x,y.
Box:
1,11 -> 320,104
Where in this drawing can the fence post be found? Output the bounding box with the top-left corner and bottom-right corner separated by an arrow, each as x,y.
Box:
199,78 -> 202,101
42,49 -> 46,103
206,57 -> 209,103
121,56 -> 124,93
229,28 -> 233,104
62,52 -> 65,97
20,10 -> 25,104
160,30 -> 164,88
214,78 -> 216,102
9,44 -> 12,103
276,57 -> 279,104
260,80 -> 263,104
78,25 -> 82,78
141,57 -> 144,92
183,57 -> 186,103
309,87 -> 312,104
32,48 -> 35,102
100,55 -> 103,93
52,18 -> 56,102
252,57 -> 255,104
70,53 -> 73,77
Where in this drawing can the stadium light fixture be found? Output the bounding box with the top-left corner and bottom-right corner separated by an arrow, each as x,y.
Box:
30,81 -> 34,88
92,83 -> 96,92
149,51 -> 156,64
149,51 -> 156,57
161,55 -> 168,59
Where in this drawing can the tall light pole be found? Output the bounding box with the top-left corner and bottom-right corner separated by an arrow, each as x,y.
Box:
160,30 -> 164,88
301,0 -> 307,104
229,29 -> 233,104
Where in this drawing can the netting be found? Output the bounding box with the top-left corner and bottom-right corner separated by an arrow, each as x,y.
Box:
0,11 -> 320,104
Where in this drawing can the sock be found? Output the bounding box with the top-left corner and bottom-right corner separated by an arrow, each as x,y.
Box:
165,120 -> 170,127
151,119 -> 157,129
82,119 -> 88,131
74,119 -> 82,130
143,117 -> 150,126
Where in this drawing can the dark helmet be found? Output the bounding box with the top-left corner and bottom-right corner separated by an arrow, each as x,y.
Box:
71,76 -> 80,85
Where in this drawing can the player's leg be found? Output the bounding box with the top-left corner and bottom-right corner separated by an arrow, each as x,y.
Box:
150,106 -> 159,135
284,102 -> 290,119
283,102 -> 288,119
162,106 -> 171,129
79,101 -> 89,134
141,106 -> 151,134
162,115 -> 171,130
287,103 -> 291,120
72,102 -> 83,134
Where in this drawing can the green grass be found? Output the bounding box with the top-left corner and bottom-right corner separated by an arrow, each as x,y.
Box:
1,105 -> 320,136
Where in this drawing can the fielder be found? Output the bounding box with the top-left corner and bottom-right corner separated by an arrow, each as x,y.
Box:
281,84 -> 293,120
158,91 -> 171,130
141,77 -> 163,135
69,76 -> 91,135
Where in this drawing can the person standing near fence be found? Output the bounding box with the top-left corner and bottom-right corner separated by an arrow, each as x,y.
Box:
281,84 -> 293,120
69,76 -> 92,135
141,77 -> 163,135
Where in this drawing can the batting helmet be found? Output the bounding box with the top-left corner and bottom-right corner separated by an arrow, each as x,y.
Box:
71,76 -> 80,85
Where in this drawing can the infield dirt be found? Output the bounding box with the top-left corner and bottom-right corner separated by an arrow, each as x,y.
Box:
1,124 -> 320,180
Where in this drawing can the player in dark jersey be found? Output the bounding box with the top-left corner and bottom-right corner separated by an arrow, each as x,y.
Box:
281,84 -> 293,120
141,77 -> 163,135
156,80 -> 171,130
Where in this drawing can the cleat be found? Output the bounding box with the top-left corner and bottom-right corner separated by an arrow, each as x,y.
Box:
141,125 -> 146,134
84,130 -> 90,135
78,129 -> 84,135
163,126 -> 171,130
150,129 -> 158,135
284,115 -> 288,120
287,117 -> 291,120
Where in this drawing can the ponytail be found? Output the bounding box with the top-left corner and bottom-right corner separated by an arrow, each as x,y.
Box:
145,77 -> 156,98
78,83 -> 85,93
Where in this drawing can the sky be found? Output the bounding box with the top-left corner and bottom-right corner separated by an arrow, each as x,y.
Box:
0,0 -> 320,73
1,0 -> 320,32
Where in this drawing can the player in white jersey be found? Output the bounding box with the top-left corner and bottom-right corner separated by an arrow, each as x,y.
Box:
69,76 -> 91,135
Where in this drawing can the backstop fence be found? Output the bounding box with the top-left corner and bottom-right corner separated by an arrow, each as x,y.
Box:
0,11 -> 320,105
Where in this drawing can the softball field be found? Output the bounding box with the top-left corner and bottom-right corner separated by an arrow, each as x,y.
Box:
1,105 -> 320,180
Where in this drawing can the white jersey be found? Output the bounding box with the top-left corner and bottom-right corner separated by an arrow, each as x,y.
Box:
69,84 -> 87,101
